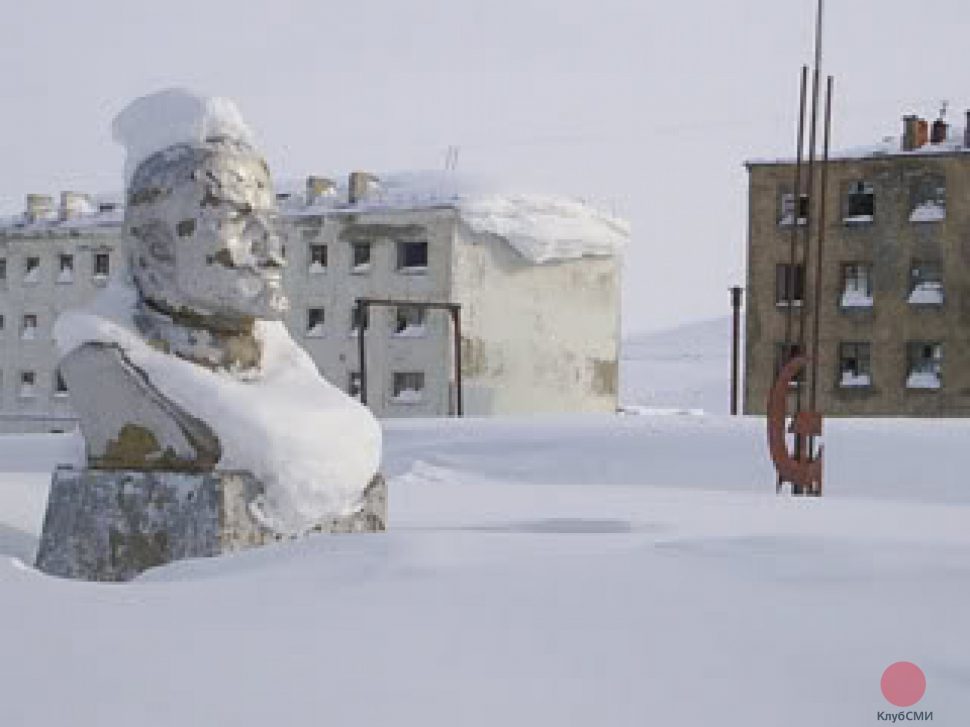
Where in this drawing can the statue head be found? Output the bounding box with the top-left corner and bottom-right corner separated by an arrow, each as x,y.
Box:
124,137 -> 287,325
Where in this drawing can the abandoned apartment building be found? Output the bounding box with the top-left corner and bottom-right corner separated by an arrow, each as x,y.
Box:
745,109 -> 970,416
0,173 -> 626,432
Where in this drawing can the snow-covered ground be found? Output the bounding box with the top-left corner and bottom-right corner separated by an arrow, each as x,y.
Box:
1,320 -> 968,725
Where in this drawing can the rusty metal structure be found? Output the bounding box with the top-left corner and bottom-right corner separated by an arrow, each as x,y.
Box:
767,0 -> 833,497
354,297 -> 464,416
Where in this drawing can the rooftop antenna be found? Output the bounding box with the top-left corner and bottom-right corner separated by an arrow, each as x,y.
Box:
444,145 -> 460,172
940,100 -> 949,120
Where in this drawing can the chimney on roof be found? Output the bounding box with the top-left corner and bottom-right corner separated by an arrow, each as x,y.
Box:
348,171 -> 380,205
917,119 -> 929,148
931,118 -> 948,145
59,191 -> 91,221
24,194 -> 54,223
306,176 -> 336,205
902,115 -> 921,151
965,110 -> 970,148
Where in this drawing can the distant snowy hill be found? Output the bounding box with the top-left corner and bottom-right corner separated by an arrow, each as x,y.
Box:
620,316 -> 739,415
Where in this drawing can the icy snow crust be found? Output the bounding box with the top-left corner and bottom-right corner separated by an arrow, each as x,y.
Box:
53,282 -> 381,535
112,89 -> 256,187
286,170 -> 630,264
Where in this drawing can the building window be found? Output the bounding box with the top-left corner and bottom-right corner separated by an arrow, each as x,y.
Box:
24,256 -> 40,284
908,260 -> 943,305
306,307 -> 325,337
348,371 -> 362,399
392,371 -> 425,403
838,342 -> 871,388
910,176 -> 946,223
396,241 -> 428,271
19,371 -> 36,399
906,342 -> 942,390
0,314 -> 4,337
394,305 -> 426,336
21,314 -> 37,340
779,192 -> 809,226
774,342 -> 804,388
57,254 -> 74,284
351,305 -> 369,333
0,257 -> 6,282
308,244 -> 327,273
775,263 -> 804,307
352,242 -> 372,273
53,369 -> 69,397
840,263 -> 873,308
93,252 -> 110,279
845,181 -> 875,223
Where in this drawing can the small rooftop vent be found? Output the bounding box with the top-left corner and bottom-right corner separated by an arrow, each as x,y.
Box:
59,191 -> 93,221
306,176 -> 337,205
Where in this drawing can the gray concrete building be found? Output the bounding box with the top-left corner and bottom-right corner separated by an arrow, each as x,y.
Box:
745,112 -> 970,416
0,174 -> 624,431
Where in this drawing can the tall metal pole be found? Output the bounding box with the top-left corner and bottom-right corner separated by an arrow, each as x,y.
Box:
810,75 -> 834,413
356,299 -> 367,407
730,286 -> 743,415
452,308 -> 463,417
785,65 -> 808,351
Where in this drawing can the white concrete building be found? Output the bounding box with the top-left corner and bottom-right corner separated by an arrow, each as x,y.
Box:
0,174 -> 627,431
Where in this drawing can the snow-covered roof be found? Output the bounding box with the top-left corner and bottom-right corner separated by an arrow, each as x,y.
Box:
746,127 -> 970,167
1,171 -> 629,264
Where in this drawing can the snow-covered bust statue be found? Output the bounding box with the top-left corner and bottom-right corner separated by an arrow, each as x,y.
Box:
53,89 -> 383,537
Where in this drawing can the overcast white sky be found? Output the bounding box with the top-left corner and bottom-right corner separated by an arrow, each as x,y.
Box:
1,0 -> 967,334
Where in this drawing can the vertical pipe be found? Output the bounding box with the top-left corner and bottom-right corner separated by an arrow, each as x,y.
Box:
810,75 -> 834,413
785,66 -> 809,351
452,307 -> 463,417
730,286 -> 743,415
356,299 -> 368,407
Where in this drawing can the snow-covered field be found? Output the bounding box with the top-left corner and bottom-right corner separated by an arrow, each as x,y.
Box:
1,321 -> 968,725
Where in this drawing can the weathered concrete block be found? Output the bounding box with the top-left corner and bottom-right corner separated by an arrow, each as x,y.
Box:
35,468 -> 386,582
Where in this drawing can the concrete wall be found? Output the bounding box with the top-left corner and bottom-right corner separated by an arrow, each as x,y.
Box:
452,223 -> 620,415
0,231 -> 121,431
745,152 -> 970,416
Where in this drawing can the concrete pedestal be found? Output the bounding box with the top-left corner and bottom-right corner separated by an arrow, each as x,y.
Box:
35,468 -> 386,581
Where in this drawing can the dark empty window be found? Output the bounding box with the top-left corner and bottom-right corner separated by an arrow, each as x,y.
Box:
775,263 -> 805,306
24,256 -> 40,282
0,314 -> 4,334
306,307 -> 325,337
352,242 -> 372,270
309,244 -> 327,271
395,305 -> 426,334
21,314 -> 37,339
20,371 -> 36,398
0,257 -> 6,281
94,252 -> 110,277
58,254 -> 74,283
846,181 -> 875,220
397,241 -> 428,270
838,342 -> 871,387
392,371 -> 425,400
54,369 -> 68,395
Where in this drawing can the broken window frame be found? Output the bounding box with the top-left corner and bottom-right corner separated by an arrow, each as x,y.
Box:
394,305 -> 426,335
308,244 -> 328,272
93,252 -> 110,278
775,263 -> 805,307
908,259 -> 944,305
779,191 -> 809,227
909,175 -> 947,223
906,341 -> 943,388
396,241 -> 428,272
392,371 -> 426,401
306,307 -> 326,337
838,341 -> 872,388
845,180 -> 875,223
352,242 -> 372,272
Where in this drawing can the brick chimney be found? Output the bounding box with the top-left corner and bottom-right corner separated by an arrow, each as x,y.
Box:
931,117 -> 948,145
902,115 -> 921,151
917,119 -> 929,148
